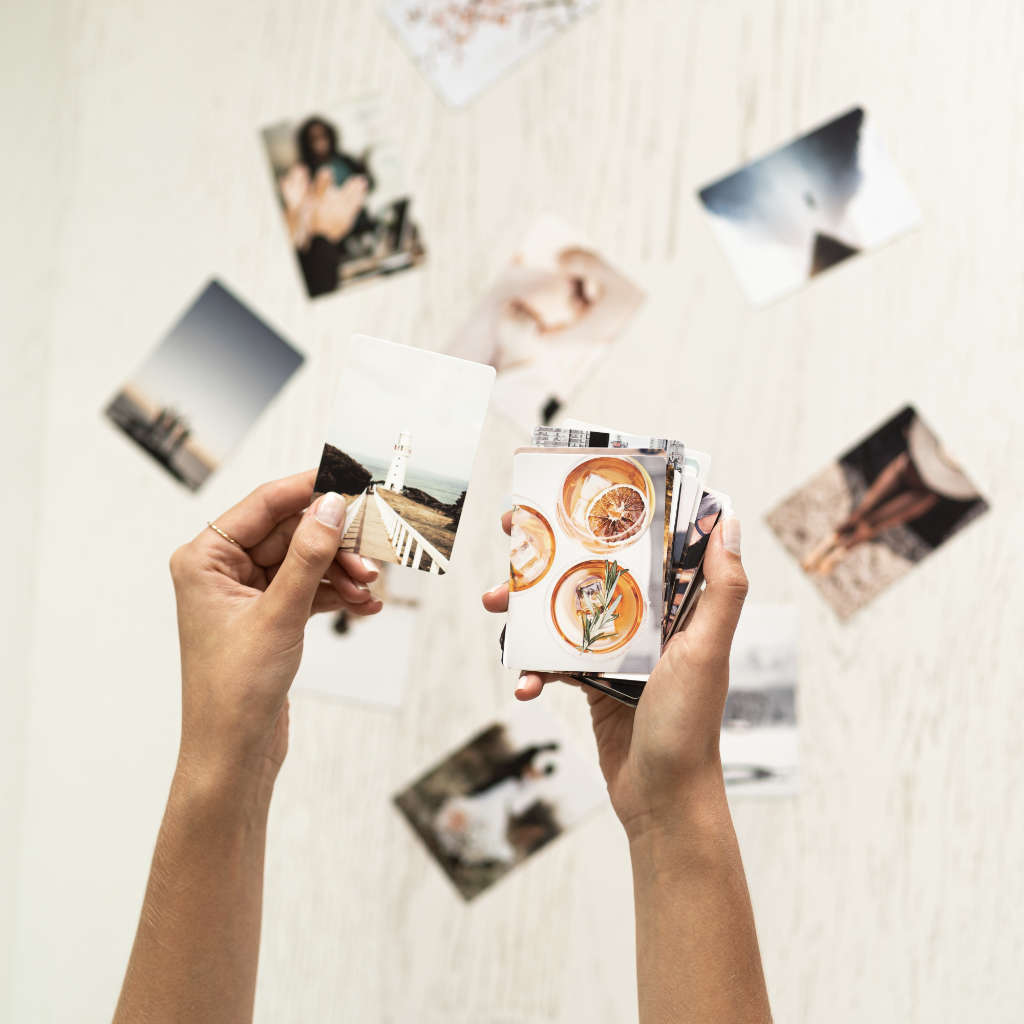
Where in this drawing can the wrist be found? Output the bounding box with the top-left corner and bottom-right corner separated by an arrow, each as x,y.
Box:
626,763 -> 736,881
171,749 -> 276,827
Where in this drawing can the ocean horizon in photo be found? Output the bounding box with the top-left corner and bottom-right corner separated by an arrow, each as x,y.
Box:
353,453 -> 467,505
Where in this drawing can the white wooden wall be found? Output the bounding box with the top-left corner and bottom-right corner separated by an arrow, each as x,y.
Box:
3,1 -> 1024,1021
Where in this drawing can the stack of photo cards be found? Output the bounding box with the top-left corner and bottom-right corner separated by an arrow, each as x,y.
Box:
382,0 -> 601,108
500,420 -> 729,707
312,334 -> 495,577
105,280 -> 304,491
447,216 -> 644,432
262,97 -> 426,300
697,107 -> 920,305
393,702 -> 605,900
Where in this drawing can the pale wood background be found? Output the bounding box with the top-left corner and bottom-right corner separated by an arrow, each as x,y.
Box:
3,1 -> 1024,1021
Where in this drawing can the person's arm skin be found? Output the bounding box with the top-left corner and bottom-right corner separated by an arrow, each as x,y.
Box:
114,471 -> 382,1024
482,513 -> 772,1024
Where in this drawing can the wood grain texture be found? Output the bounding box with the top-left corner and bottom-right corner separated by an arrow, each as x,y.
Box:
3,1 -> 1024,1021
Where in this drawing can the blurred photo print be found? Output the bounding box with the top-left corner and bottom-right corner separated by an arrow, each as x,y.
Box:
448,216 -> 644,431
105,280 -> 303,491
767,406 -> 989,620
382,0 -> 600,107
698,107 -> 919,305
313,334 -> 494,576
262,97 -> 426,299
393,705 -> 605,900
294,565 -> 424,710
721,604 -> 799,796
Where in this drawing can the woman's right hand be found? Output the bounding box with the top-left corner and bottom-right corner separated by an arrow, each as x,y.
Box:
481,512 -> 748,845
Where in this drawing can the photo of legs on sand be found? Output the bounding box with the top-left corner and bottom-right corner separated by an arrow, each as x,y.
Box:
767,406 -> 988,619
313,334 -> 494,575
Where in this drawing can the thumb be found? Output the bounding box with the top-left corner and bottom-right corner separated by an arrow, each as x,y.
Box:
263,492 -> 347,632
679,514 -> 748,663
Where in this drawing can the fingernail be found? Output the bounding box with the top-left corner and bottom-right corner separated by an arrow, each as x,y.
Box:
722,514 -> 741,555
485,583 -> 505,597
361,557 -> 378,574
316,492 -> 345,528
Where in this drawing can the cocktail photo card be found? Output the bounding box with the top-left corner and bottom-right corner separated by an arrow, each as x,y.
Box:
313,334 -> 495,576
504,448 -> 668,674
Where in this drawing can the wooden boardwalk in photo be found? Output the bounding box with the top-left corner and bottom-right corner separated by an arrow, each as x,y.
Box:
340,493 -> 398,564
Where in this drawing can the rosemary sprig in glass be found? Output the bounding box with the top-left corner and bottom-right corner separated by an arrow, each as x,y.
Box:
579,560 -> 624,653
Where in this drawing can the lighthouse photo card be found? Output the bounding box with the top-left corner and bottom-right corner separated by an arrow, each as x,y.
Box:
697,107 -> 920,305
393,703 -> 605,900
313,334 -> 495,576
105,280 -> 304,491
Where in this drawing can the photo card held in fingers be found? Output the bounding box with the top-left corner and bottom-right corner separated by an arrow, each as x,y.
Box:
393,702 -> 605,900
313,334 -> 495,576
766,405 -> 989,620
503,447 -> 669,674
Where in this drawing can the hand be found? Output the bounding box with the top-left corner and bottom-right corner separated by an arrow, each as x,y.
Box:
481,511 -> 747,843
169,470 -> 382,804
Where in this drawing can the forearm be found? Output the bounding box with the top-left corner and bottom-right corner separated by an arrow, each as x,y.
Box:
629,774 -> 771,1024
114,764 -> 273,1024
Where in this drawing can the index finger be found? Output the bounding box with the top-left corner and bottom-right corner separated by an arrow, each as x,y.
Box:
201,470 -> 317,549
501,509 -> 512,535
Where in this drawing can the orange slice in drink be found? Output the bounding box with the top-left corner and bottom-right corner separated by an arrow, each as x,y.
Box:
585,484 -> 648,545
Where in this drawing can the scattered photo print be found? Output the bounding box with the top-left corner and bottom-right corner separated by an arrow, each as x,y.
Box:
721,604 -> 799,796
313,334 -> 494,576
262,97 -> 426,299
105,280 -> 303,491
504,448 -> 668,674
293,565 -> 424,709
766,406 -> 988,620
698,107 -> 919,305
394,704 -> 605,900
382,0 -> 600,107
448,216 -> 644,432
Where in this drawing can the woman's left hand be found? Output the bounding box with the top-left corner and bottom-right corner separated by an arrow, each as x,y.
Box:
169,470 -> 382,803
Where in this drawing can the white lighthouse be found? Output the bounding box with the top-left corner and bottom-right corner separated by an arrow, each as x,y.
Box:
383,431 -> 412,493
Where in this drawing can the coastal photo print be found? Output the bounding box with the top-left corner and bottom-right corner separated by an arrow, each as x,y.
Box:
105,280 -> 303,491
766,406 -> 989,620
382,0 -> 600,108
698,107 -> 919,305
448,216 -> 644,431
393,705 -> 605,900
262,96 -> 426,299
313,334 -> 494,576
721,604 -> 799,796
